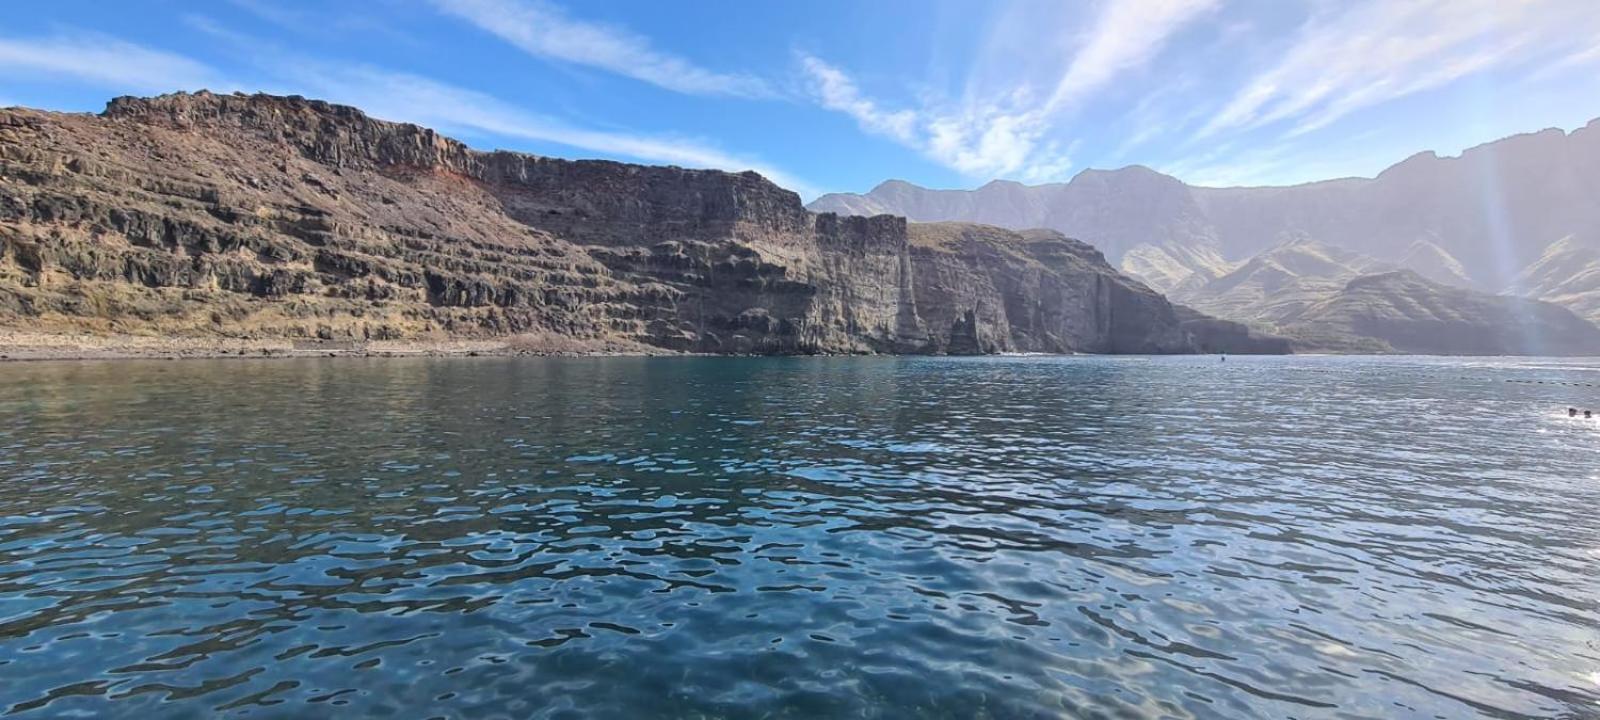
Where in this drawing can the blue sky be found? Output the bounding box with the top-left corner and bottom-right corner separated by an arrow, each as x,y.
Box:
3,0 -> 1598,199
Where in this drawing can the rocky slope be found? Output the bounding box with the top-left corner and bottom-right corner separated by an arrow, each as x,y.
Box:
0,92 -> 1275,356
1276,270 -> 1600,355
809,119 -> 1600,305
1167,239 -> 1600,354
1507,234 -> 1600,324
815,168 -> 1236,294
1175,237 -> 1393,325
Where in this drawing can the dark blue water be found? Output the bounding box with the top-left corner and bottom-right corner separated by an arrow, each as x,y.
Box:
1,356 -> 1597,718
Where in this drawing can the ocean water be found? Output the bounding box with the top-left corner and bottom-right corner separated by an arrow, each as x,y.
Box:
0,355 -> 1597,719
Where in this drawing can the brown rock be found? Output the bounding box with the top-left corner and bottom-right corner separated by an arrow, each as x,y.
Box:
0,92 -> 1258,355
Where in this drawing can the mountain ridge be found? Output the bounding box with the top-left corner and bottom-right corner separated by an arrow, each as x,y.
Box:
0,91 -> 1284,357
1277,269 -> 1600,355
809,119 -> 1600,314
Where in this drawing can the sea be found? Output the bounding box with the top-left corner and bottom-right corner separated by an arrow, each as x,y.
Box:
0,355 -> 1596,718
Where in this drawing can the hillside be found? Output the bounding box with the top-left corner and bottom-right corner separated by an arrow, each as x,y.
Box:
809,120 -> 1600,308
1278,270 -> 1600,355
0,92 -> 1282,356
1507,234 -> 1600,324
1175,237 -> 1392,325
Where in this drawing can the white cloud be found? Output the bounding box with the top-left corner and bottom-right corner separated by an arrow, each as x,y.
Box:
1531,42 -> 1600,81
801,53 -> 1061,181
1201,0 -> 1600,139
432,0 -> 771,98
164,16 -> 815,197
0,32 -> 228,93
224,0 -> 423,48
1045,0 -> 1217,112
295,64 -> 814,196
801,0 -> 1212,183
0,20 -> 814,199
802,56 -> 917,144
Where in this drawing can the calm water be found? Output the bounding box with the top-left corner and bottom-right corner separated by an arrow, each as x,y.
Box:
0,356 -> 1597,719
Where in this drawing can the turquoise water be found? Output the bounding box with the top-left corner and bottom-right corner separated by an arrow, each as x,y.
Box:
0,356 -> 1597,718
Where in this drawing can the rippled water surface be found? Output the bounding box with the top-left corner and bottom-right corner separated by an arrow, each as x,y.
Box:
2,356 -> 1598,718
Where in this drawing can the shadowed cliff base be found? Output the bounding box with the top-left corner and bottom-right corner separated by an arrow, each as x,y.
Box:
0,91 -> 1282,357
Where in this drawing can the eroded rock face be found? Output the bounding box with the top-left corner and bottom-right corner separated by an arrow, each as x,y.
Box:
0,91 -> 1241,354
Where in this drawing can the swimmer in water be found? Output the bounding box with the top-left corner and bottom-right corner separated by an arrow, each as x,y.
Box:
1571,408 -> 1579,417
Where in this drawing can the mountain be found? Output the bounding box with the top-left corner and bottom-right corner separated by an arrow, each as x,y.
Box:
0,91 -> 1281,356
1507,234 -> 1600,324
1398,238 -> 1472,288
1175,237 -> 1391,325
1170,238 -> 1600,354
809,120 -> 1600,306
814,167 -> 1231,292
1277,270 -> 1600,355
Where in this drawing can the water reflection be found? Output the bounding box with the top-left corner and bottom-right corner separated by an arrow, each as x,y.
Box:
0,356 -> 1597,718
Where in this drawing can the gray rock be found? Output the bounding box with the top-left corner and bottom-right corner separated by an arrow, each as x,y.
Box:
0,91 -> 1260,355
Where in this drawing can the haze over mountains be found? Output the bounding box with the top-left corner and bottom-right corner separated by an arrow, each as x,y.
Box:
810,119 -> 1600,353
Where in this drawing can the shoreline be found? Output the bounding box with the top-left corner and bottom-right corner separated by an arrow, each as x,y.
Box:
0,332 -> 683,362
0,332 -> 1256,362
0,336 -> 1593,362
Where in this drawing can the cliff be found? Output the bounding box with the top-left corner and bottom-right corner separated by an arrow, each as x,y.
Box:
0,92 -> 1260,356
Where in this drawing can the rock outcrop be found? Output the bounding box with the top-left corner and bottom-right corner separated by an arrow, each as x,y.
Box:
0,92 -> 1256,355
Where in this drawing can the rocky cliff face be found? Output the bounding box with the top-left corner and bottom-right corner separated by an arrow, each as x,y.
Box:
0,92 -> 1256,355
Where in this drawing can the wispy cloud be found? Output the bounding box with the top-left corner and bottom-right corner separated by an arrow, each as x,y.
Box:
1201,0 -> 1600,139
1043,0 -> 1217,112
0,32 -> 228,93
1531,42 -> 1600,82
224,0 -> 424,48
802,57 -> 917,144
285,62 -> 814,196
432,0 -> 772,98
177,16 -> 813,197
801,0 -> 1213,182
802,53 -> 1062,181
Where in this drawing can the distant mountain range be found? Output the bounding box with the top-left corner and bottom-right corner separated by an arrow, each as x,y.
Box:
1509,234 -> 1600,322
1143,236 -> 1600,353
1177,237 -> 1393,327
1276,269 -> 1600,355
809,119 -> 1600,354
810,119 -> 1600,318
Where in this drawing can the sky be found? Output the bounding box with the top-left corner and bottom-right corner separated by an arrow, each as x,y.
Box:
2,0 -> 1598,200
